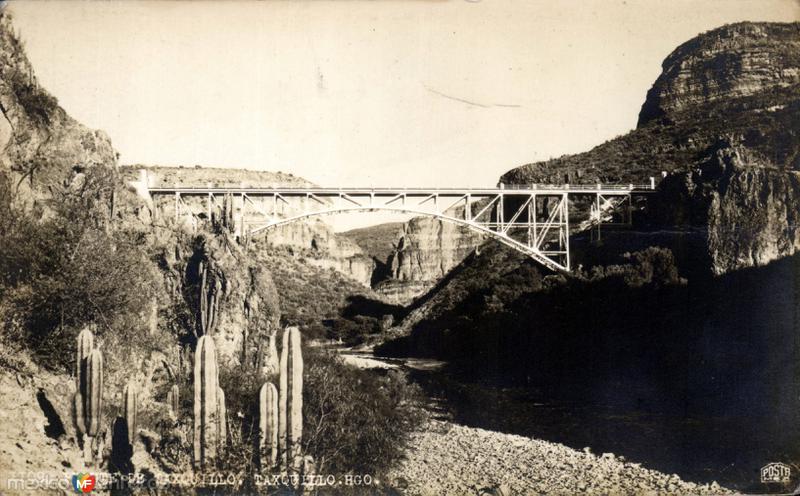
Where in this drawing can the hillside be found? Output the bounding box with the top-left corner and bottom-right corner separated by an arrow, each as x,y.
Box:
0,11 -> 116,209
342,222 -> 404,265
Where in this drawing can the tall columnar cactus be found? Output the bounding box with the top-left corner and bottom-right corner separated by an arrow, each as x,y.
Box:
123,380 -> 138,445
257,334 -> 279,378
196,260 -> 220,337
75,327 -> 94,386
75,348 -> 103,462
278,326 -> 303,470
167,384 -> 180,417
75,348 -> 104,437
258,382 -> 278,468
217,386 -> 227,450
193,335 -> 219,469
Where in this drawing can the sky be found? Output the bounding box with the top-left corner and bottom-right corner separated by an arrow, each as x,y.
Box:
7,0 -> 800,230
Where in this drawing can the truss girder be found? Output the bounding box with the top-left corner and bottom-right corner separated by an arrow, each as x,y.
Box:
149,184 -> 655,273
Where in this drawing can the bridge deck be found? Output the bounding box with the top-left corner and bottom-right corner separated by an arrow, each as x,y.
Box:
147,184 -> 656,196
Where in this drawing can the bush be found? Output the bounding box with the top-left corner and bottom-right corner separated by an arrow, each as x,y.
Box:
0,168 -> 160,371
303,347 -> 425,476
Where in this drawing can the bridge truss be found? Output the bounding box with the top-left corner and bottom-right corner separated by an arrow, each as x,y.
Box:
141,175 -> 655,273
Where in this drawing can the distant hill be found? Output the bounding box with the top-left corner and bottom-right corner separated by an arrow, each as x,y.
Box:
342,222 -> 404,264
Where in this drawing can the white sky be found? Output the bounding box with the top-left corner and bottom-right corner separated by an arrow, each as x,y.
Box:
8,0 -> 799,230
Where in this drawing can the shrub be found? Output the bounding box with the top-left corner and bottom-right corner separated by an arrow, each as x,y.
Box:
0,168 -> 160,371
303,347 -> 426,476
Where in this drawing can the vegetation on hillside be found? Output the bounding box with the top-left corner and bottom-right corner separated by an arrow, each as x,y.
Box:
0,168 -> 163,369
341,222 -> 404,265
0,165 -> 425,485
252,245 -> 403,343
502,87 -> 800,185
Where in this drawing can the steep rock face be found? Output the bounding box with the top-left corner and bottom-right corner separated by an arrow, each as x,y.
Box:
0,12 -> 117,207
651,140 -> 800,274
638,23 -> 800,125
264,220 -> 375,287
378,217 -> 484,304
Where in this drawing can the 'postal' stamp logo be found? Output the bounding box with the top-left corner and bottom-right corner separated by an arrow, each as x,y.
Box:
761,462 -> 791,484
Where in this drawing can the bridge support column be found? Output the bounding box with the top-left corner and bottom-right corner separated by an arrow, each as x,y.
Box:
563,193 -> 570,271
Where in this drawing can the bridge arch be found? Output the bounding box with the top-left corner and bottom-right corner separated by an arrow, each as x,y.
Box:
247,205 -> 568,272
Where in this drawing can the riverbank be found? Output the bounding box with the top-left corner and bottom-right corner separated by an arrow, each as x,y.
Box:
333,347 -> 732,494
387,419 -> 728,495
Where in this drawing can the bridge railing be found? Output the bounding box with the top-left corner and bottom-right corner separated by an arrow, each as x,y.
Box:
148,183 -> 657,193
501,182 -> 655,191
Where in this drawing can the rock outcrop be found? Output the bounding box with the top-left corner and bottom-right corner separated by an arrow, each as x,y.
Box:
650,139 -> 800,274
638,23 -> 800,126
499,21 -> 800,275
502,22 -> 800,187
378,217 -> 484,304
0,11 -> 117,208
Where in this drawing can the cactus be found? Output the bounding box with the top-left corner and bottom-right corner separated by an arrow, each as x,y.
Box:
167,384 -> 180,417
75,326 -> 94,386
257,334 -> 279,378
75,348 -> 103,462
193,335 -> 219,469
123,380 -> 137,445
278,326 -> 303,471
76,349 -> 104,437
196,260 -> 221,337
258,382 -> 278,468
217,386 -> 227,450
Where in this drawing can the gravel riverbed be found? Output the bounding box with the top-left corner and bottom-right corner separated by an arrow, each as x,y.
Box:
387,420 -> 729,495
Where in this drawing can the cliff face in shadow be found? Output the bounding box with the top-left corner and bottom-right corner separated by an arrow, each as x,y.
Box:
648,139 -> 800,274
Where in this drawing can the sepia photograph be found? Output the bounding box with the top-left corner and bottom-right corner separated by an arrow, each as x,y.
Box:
0,0 -> 799,494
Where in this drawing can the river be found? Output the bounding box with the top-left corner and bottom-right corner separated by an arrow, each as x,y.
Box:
337,347 -> 796,493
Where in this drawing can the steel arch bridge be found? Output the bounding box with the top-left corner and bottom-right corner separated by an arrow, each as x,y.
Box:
134,170 -> 656,273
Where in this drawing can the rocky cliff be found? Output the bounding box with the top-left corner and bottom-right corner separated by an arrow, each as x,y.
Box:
638,23 -> 800,126
502,23 -> 799,187
0,11 -> 117,208
650,139 -> 800,274
499,21 -> 800,275
377,218 -> 485,303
